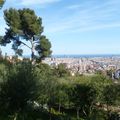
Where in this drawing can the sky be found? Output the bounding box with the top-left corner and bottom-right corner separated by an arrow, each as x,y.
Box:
0,0 -> 120,55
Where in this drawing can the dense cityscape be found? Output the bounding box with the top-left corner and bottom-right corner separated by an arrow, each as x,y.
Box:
0,0 -> 120,120
43,56 -> 120,78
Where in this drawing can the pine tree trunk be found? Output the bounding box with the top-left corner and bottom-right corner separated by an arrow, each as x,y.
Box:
49,107 -> 52,120
107,104 -> 111,120
13,113 -> 18,120
31,50 -> 34,60
58,103 -> 61,113
31,37 -> 35,63
77,108 -> 80,119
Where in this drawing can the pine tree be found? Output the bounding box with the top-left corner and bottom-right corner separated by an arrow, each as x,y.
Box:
0,0 -> 5,9
1,8 -> 52,62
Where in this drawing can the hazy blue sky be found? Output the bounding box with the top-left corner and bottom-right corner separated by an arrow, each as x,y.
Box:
0,0 -> 120,55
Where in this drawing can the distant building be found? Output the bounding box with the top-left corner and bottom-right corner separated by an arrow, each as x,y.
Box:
114,69 -> 120,79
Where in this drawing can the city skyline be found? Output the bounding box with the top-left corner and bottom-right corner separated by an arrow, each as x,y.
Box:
0,0 -> 120,55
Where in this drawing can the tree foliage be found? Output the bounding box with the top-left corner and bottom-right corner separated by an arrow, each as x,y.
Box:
0,60 -> 119,120
102,84 -> 120,119
54,63 -> 70,78
70,84 -> 97,119
36,36 -> 52,61
0,0 -> 5,9
0,62 -> 40,119
1,8 -> 52,61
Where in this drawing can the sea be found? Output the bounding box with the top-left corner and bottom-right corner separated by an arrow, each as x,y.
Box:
51,54 -> 120,58
24,54 -> 120,58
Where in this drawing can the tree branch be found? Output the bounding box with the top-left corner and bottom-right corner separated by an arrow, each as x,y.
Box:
20,41 -> 32,49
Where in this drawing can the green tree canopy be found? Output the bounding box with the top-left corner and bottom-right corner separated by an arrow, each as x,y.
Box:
0,0 -> 5,9
0,62 -> 40,120
54,63 -> 70,78
35,36 -> 52,61
1,8 -> 52,61
70,84 -> 97,119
